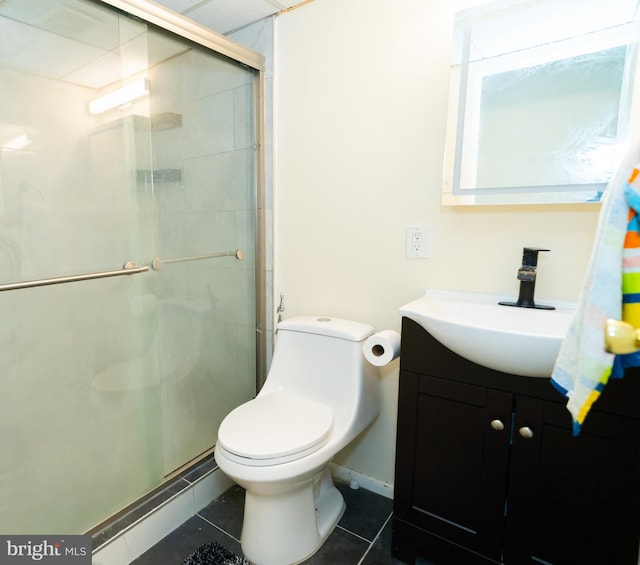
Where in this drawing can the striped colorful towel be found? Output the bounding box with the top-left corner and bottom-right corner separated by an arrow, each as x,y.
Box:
551,152 -> 640,435
611,170 -> 640,375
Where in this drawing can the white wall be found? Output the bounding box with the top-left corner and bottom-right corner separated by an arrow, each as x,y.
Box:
273,0 -> 601,486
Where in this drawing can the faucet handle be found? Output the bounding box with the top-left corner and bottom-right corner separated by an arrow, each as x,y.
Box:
522,247 -> 550,267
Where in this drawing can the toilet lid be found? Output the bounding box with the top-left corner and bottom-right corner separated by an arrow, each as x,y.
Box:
217,392 -> 333,463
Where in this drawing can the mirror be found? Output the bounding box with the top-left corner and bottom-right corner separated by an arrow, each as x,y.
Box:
442,0 -> 640,205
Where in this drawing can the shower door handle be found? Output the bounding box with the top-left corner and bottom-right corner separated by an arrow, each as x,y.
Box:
0,262 -> 148,292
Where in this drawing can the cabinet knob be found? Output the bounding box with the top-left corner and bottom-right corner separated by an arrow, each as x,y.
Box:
490,419 -> 505,431
519,426 -> 534,439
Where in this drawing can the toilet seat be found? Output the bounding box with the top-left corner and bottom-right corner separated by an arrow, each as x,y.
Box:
217,392 -> 333,467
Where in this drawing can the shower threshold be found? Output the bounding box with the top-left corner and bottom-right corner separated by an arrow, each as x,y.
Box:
90,449 -> 234,564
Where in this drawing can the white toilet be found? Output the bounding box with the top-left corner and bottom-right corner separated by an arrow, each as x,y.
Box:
215,316 -> 380,565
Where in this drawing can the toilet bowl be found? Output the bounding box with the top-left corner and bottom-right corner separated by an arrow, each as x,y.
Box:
215,316 -> 380,565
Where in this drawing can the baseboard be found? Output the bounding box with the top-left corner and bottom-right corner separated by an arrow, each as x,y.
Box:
92,467 -> 234,565
330,463 -> 394,499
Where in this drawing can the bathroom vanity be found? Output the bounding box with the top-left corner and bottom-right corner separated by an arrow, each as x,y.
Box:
392,317 -> 640,565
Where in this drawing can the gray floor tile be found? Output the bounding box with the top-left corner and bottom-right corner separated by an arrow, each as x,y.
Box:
304,526 -> 370,564
130,478 -> 403,565
198,483 -> 245,540
336,480 -> 393,542
361,516 -> 406,565
130,515 -> 243,565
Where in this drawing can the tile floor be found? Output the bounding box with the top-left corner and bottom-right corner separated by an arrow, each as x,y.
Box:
131,479 -> 410,565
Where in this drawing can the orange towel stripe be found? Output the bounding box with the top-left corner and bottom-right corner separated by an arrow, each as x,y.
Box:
624,229 -> 640,248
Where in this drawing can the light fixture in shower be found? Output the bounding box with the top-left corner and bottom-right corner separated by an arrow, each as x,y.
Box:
89,78 -> 150,114
2,134 -> 31,151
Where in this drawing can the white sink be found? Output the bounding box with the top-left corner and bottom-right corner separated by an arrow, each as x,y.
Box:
399,290 -> 575,378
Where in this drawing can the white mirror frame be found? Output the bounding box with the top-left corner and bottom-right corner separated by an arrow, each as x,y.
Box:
442,0 -> 640,206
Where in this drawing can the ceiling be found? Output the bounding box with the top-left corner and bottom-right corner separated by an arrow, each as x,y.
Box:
152,0 -> 304,35
0,0 -> 306,90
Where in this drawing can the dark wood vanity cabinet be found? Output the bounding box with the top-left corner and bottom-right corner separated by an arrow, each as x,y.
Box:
392,317 -> 640,565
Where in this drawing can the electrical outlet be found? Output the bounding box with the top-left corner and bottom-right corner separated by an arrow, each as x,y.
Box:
406,225 -> 431,258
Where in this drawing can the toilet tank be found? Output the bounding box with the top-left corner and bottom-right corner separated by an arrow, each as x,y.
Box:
260,316 -> 378,429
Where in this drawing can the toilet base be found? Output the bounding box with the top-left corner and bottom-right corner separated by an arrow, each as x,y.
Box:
240,467 -> 345,565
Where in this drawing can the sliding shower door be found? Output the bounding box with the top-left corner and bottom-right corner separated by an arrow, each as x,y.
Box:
0,0 -> 261,534
144,27 -> 259,475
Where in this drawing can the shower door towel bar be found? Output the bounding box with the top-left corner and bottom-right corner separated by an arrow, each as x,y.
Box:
0,261 -> 149,292
150,249 -> 244,271
0,249 -> 243,292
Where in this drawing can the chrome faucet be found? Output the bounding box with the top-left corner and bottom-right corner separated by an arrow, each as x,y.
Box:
499,247 -> 555,310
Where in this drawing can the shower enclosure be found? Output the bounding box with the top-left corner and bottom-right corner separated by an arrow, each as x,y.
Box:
0,0 -> 264,534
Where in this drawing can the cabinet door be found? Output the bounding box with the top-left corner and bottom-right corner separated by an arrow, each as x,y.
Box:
396,373 -> 512,562
505,396 -> 640,565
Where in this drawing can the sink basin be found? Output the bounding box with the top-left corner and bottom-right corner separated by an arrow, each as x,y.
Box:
399,290 -> 575,378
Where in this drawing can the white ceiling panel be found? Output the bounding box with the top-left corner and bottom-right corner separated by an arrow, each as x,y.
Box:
154,0 -> 309,34
0,17 -> 107,82
187,0 -> 276,34
0,0 -> 311,89
63,30 -> 186,88
0,0 -> 144,50
151,0 -> 202,14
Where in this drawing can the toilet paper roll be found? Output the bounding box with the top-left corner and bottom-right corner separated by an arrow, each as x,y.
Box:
363,330 -> 401,367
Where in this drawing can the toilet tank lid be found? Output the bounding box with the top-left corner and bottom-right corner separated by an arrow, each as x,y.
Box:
277,316 -> 374,342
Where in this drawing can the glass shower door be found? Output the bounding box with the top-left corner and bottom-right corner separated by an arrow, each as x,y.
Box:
145,29 -> 258,475
0,0 -> 259,534
0,1 -> 163,533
